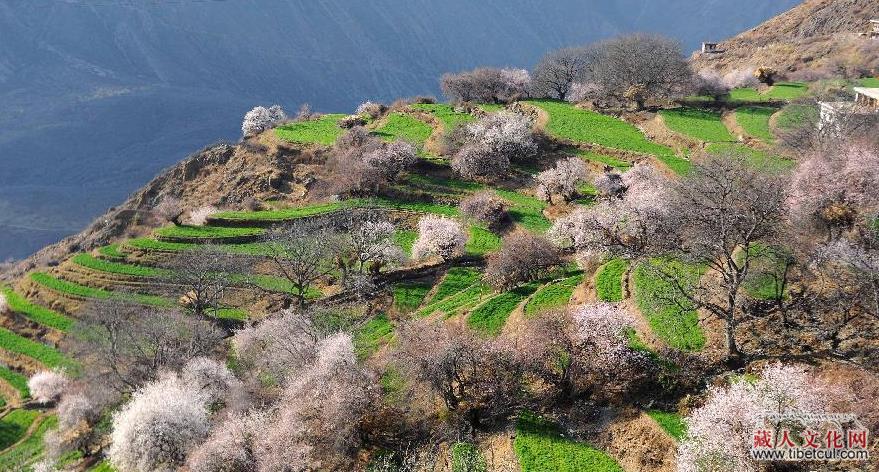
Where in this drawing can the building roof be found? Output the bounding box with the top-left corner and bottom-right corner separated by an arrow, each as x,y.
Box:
853,87 -> 879,100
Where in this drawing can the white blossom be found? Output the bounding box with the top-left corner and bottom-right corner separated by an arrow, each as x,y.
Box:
28,369 -> 69,404
109,374 -> 210,472
411,215 -> 467,261
535,157 -> 588,203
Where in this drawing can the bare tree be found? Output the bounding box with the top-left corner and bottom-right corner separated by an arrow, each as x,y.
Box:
441,67 -> 530,104
532,47 -> 594,100
592,34 -> 692,109
169,245 -> 242,318
266,220 -> 341,306
484,231 -> 560,291
650,152 -> 788,361
72,302 -> 223,392
459,191 -> 508,230
395,318 -> 524,434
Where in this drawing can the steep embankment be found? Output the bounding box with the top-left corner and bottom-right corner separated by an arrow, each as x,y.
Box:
692,0 -> 879,76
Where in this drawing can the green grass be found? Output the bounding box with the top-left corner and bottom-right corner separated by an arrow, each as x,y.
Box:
1,287 -> 73,332
0,410 -> 40,451
275,114 -> 347,145
71,253 -> 168,278
0,414 -> 56,470
468,282 -> 541,336
528,99 -> 674,158
393,282 -> 432,313
734,106 -> 776,142
411,103 -> 475,131
465,226 -> 502,256
402,174 -> 482,197
0,327 -> 74,369
87,460 -> 117,472
125,238 -> 274,256
0,366 -> 29,399
154,225 -> 264,241
514,412 -> 623,472
774,103 -> 818,130
524,274 -> 583,317
354,314 -> 394,359
418,280 -> 491,318
595,259 -> 628,302
394,230 -> 417,256
575,150 -> 632,169
859,77 -> 879,87
368,198 -> 460,217
494,189 -> 551,232
427,267 -> 482,304
729,82 -> 808,102
706,143 -> 795,172
451,442 -> 487,472
632,259 -> 706,351
372,112 -> 434,146
30,272 -> 174,308
647,410 -> 686,440
660,107 -> 735,142
211,201 -> 353,223
97,244 -> 126,260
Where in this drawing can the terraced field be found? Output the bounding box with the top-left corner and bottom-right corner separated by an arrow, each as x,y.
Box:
523,274 -> 583,317
418,267 -> 491,318
632,259 -> 706,351
0,414 -> 56,470
494,190 -> 551,232
410,103 -> 474,130
734,106 -> 776,142
575,149 -> 632,170
392,281 -> 432,313
594,258 -> 628,302
353,314 -> 394,359
0,327 -> 74,370
275,113 -> 347,145
729,82 -> 808,103
706,143 -> 794,172
467,281 -> 542,335
528,100 -> 673,157
514,412 -> 623,472
1,287 -> 73,332
660,107 -> 735,143
0,410 -> 41,450
154,225 -> 264,243
372,112 -> 433,146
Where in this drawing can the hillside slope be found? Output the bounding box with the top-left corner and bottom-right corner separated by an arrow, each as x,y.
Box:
692,0 -> 879,76
0,0 -> 801,260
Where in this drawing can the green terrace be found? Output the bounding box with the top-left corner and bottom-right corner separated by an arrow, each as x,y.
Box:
154,225 -> 265,243
595,258 -> 628,302
417,267 -> 492,318
392,281 -> 432,314
514,411 -> 623,472
0,327 -> 74,370
467,281 -> 543,336
1,287 -> 74,332
632,259 -> 706,351
659,107 -> 735,143
647,410 -> 686,441
353,313 -> 394,360
728,82 -> 808,103
734,106 -> 776,142
275,113 -> 347,145
29,272 -> 248,321
0,414 -> 57,470
494,189 -> 551,232
410,103 -> 475,130
0,410 -> 41,451
523,273 -> 584,317
209,201 -> 355,224
372,112 -> 434,147
575,149 -> 632,170
0,365 -> 29,400
526,99 -> 691,174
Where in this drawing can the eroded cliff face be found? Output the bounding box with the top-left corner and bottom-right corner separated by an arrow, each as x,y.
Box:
692,0 -> 879,76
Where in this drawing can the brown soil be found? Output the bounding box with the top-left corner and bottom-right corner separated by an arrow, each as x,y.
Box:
602,410 -> 677,472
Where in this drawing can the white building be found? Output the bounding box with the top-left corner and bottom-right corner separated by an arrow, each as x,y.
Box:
819,87 -> 879,131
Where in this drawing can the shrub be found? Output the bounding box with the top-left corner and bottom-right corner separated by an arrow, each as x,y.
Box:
459,191 -> 508,229
338,114 -> 368,129
466,111 -> 537,163
441,67 -> 530,104
451,144 -> 509,182
484,231 -> 560,290
28,369 -> 69,404
362,140 -> 417,180
109,374 -> 210,472
241,105 -> 286,136
187,411 -> 267,472
355,101 -> 387,119
411,215 -> 467,261
536,157 -> 589,203
187,205 -> 217,226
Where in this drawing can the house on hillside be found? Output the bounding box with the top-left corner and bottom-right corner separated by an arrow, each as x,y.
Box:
818,87 -> 879,131
871,19 -> 879,39
701,42 -> 723,54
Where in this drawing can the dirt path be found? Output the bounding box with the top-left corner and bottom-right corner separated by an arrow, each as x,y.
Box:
0,411 -> 49,457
